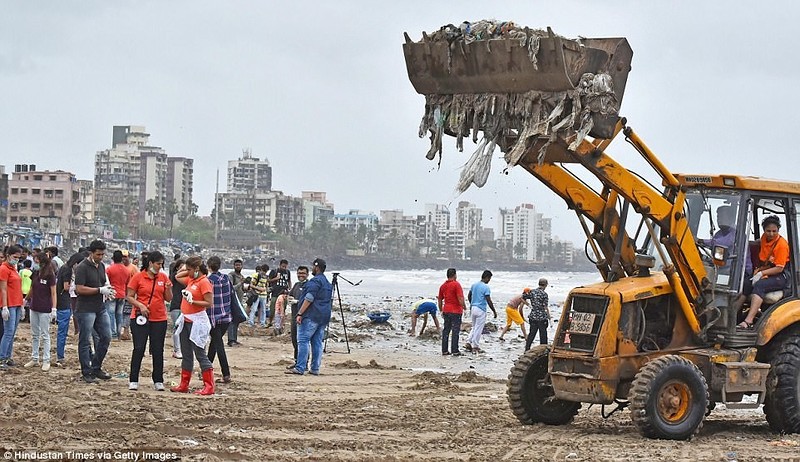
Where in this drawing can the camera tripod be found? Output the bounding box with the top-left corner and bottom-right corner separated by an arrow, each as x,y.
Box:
324,272 -> 362,354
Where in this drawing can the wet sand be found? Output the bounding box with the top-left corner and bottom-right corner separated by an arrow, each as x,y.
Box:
0,320 -> 798,461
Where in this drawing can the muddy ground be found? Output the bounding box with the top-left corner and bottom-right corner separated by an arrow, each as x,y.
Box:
0,325 -> 798,461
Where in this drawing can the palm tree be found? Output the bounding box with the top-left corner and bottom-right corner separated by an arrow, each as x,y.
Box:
145,199 -> 159,226
165,198 -> 179,239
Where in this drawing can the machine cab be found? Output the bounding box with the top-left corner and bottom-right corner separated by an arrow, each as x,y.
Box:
682,176 -> 800,344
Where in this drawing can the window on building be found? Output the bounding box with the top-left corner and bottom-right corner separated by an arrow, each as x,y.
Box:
10,216 -> 17,222
19,202 -> 27,209
55,203 -> 63,210
49,175 -> 57,181
23,176 -> 28,180
33,175 -> 42,181
20,188 -> 27,194
31,203 -> 41,210
44,190 -> 53,198
10,188 -> 18,194
32,189 -> 40,195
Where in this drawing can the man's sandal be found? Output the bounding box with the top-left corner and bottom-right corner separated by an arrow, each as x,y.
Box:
737,321 -> 755,330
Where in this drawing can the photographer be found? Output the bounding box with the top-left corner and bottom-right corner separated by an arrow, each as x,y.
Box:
267,259 -> 291,328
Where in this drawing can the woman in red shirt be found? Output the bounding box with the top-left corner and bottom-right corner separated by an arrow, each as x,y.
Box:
171,256 -> 215,395
0,245 -> 24,368
126,251 -> 172,391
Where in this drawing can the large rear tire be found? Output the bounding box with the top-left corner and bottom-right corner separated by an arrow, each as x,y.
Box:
629,355 -> 708,440
764,334 -> 800,433
507,345 -> 580,425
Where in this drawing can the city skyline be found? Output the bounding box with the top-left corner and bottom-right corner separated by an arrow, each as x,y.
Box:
0,152 -> 568,239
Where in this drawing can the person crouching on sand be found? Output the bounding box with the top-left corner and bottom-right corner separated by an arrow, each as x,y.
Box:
408,298 -> 441,336
172,257 -> 214,395
126,251 -> 172,391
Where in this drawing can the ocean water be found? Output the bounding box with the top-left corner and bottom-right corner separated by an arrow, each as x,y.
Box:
329,269 -> 601,306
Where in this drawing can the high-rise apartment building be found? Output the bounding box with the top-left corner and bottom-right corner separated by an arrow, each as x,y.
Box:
508,203 -> 551,262
455,201 -> 483,243
227,149 -> 271,193
95,125 -> 193,229
166,157 -> 194,226
217,148 -> 306,236
497,207 -> 515,251
424,203 -> 451,231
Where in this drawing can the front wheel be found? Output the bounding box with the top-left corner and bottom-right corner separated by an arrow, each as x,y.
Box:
630,355 -> 708,440
507,345 -> 580,425
764,334 -> 800,433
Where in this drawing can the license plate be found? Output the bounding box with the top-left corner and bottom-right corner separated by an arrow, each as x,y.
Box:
570,312 -> 596,334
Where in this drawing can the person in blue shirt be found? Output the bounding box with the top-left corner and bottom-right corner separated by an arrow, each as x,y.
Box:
465,270 -> 496,354
408,298 -> 441,337
286,258 -> 332,376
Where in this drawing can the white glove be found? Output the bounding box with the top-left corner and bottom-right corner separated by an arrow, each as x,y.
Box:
99,286 -> 115,297
751,271 -> 763,284
1,307 -> 8,322
50,308 -> 57,322
181,289 -> 194,304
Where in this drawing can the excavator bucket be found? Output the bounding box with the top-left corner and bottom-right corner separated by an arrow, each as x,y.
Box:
403,27 -> 633,140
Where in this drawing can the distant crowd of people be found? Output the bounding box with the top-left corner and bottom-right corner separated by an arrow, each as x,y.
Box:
407,268 -> 553,355
0,240 -> 334,394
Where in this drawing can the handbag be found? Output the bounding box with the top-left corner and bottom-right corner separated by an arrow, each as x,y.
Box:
135,274 -> 158,326
230,279 -> 248,324
246,291 -> 258,307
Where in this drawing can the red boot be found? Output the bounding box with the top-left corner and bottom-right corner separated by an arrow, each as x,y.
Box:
170,369 -> 192,393
194,368 -> 215,396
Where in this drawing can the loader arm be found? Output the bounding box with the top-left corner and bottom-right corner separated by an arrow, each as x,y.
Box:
517,150 -> 638,281
557,122 -> 709,335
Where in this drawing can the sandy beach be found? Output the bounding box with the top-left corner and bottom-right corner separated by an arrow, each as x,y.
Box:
1,316 -> 799,462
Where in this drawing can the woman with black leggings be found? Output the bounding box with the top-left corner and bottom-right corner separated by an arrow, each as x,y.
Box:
126,251 -> 172,391
205,256 -> 232,383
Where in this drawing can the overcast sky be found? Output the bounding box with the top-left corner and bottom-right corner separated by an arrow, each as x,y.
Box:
2,1 -> 799,245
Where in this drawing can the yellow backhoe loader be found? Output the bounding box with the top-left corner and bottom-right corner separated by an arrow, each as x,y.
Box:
403,21 -> 800,440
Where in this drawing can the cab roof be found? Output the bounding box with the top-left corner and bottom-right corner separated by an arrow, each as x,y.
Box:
673,174 -> 800,194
